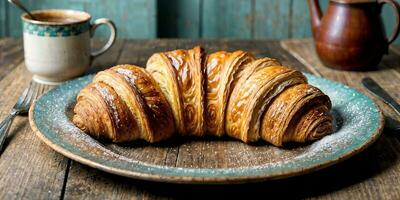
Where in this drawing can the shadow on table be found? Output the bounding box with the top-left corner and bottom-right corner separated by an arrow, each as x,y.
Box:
0,118 -> 29,156
76,127 -> 400,199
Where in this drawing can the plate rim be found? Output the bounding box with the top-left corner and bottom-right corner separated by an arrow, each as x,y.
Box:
28,75 -> 385,184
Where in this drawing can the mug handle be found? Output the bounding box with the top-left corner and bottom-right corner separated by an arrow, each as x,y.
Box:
379,0 -> 400,44
90,18 -> 117,58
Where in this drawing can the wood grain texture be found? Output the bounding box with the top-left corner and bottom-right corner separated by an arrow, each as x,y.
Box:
0,0 -> 7,37
3,0 -> 156,38
291,0 -> 329,39
87,39 -> 126,74
390,44 -> 400,55
158,0 -> 201,38
0,38 -> 23,80
0,62 -> 68,199
60,39 -> 399,199
0,38 -> 399,199
63,39 -> 182,199
282,39 -> 400,199
291,0 -> 312,38
83,0 -> 157,38
202,0 -> 253,38
65,136 -> 400,199
2,0 -> 400,44
0,38 -> 124,199
254,0 -> 290,39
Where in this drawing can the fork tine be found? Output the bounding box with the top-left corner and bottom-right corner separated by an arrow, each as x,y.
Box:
34,82 -> 42,99
30,82 -> 41,102
32,82 -> 46,102
17,82 -> 35,108
36,83 -> 45,99
14,82 -> 32,107
21,81 -> 40,109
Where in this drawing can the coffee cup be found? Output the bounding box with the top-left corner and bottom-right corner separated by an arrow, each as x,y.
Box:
21,9 -> 117,84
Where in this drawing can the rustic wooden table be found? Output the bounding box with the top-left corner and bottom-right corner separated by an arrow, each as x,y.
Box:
0,38 -> 399,199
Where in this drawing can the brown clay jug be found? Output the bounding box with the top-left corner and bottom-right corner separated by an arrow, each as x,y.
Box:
307,0 -> 400,70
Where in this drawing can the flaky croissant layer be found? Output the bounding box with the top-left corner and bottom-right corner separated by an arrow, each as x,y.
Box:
73,47 -> 333,146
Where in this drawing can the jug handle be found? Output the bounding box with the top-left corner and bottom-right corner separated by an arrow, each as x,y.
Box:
379,0 -> 400,44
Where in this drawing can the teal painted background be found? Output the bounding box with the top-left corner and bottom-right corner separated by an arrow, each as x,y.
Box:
0,0 -> 156,38
0,0 -> 399,44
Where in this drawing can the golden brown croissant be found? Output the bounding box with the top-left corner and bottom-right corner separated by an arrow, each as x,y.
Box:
73,47 -> 333,147
204,50 -> 255,136
225,60 -> 308,143
73,64 -> 175,143
261,84 -> 332,146
146,46 -> 206,136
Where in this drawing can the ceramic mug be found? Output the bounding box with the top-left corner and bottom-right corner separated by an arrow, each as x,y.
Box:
21,9 -> 116,84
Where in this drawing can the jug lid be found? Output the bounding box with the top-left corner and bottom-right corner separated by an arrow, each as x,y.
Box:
331,0 -> 376,3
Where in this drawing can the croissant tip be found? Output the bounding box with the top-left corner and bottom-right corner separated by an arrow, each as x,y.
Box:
72,115 -> 86,132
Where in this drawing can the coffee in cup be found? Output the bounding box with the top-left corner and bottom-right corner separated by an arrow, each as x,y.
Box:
21,9 -> 117,84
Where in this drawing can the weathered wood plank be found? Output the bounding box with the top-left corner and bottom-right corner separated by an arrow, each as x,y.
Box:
389,45 -> 400,56
254,40 -> 312,72
202,0 -> 253,38
2,0 -> 399,42
291,0 -> 312,38
390,44 -> 400,55
281,39 -> 400,199
84,0 -> 157,38
0,38 -> 23,80
281,39 -> 400,89
63,161 -> 169,200
0,39 -> 395,199
5,0 -> 156,38
61,135 -> 400,199
0,63 -> 68,200
281,40 -> 400,125
290,0 -> 329,39
0,37 -> 127,199
381,49 -> 400,76
254,0 -> 290,39
0,0 -> 7,37
63,39 -> 183,199
61,39 -> 400,199
86,39 -> 125,74
10,38 -> 400,199
158,0 -> 201,38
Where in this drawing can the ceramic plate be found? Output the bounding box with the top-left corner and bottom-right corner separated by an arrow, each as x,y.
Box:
29,74 -> 384,184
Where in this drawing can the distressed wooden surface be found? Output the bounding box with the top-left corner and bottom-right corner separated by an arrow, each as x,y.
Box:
0,0 -> 7,37
0,38 -> 68,200
157,0 -> 400,44
290,0 -> 327,38
1,0 -> 399,44
0,38 -> 400,199
1,0 -> 156,38
158,0 -> 201,38
202,0 -> 253,38
254,0 -> 290,39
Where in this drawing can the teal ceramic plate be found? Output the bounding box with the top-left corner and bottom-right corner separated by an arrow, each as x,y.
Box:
29,74 -> 384,184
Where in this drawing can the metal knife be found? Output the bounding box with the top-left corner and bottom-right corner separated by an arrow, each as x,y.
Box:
362,77 -> 400,131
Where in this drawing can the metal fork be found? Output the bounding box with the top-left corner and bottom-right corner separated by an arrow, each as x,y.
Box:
0,81 -> 45,152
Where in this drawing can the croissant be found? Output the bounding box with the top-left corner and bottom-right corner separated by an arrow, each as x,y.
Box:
225,59 -> 309,143
204,51 -> 255,136
146,46 -> 206,136
73,64 -> 175,143
73,47 -> 333,147
261,84 -> 332,146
